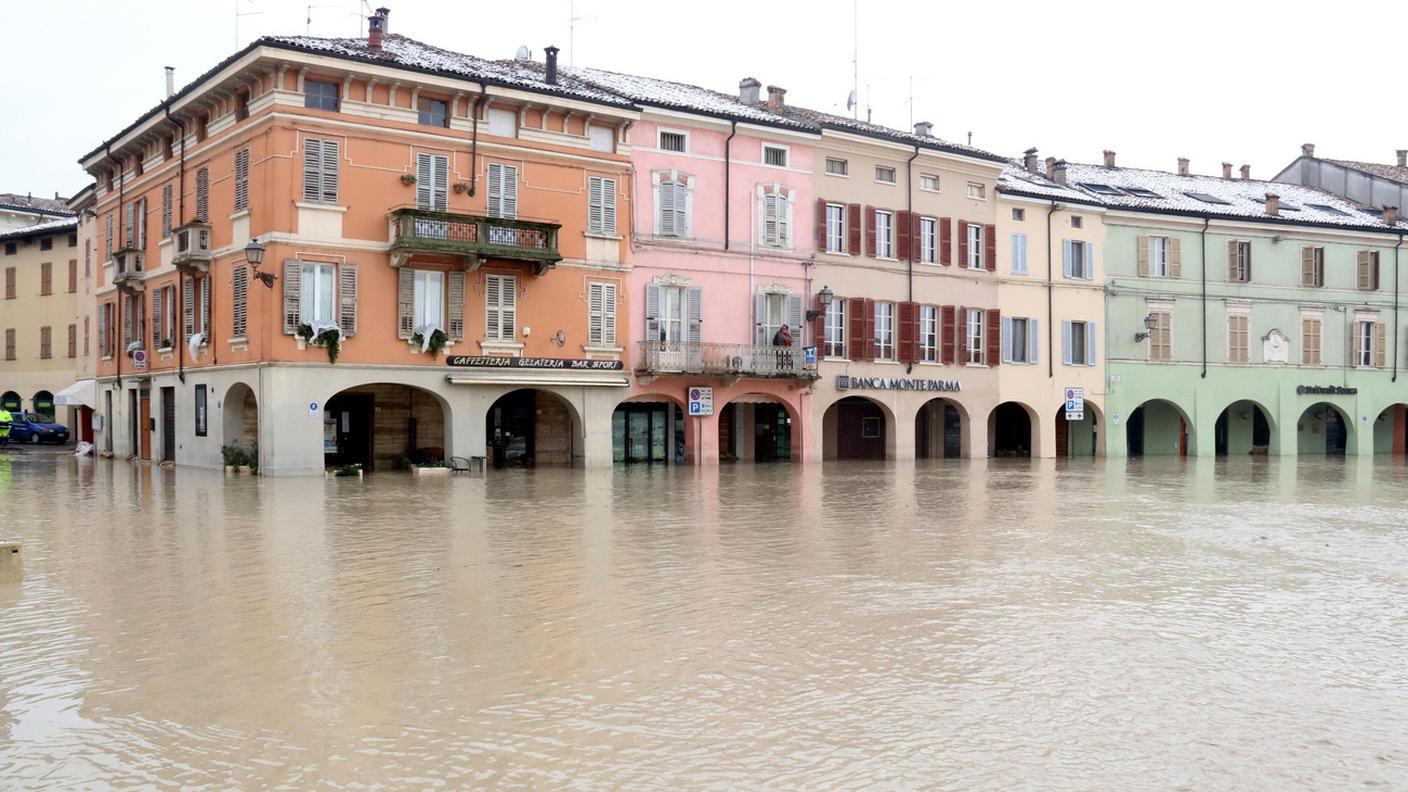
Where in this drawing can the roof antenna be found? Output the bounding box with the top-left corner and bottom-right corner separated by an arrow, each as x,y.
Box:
907,75 -> 913,130
851,0 -> 859,120
967,131 -> 972,146
234,0 -> 263,49
569,0 -> 597,68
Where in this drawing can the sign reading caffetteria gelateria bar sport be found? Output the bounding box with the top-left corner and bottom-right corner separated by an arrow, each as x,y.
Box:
1296,385 -> 1357,395
446,355 -> 625,371
837,374 -> 960,392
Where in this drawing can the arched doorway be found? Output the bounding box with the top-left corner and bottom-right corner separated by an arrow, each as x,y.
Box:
1214,400 -> 1274,456
915,398 -> 964,459
613,396 -> 685,465
0,391 -> 19,413
823,396 -> 888,460
1127,399 -> 1192,456
1055,402 -> 1101,457
1374,404 -> 1408,455
988,402 -> 1035,457
32,390 -> 54,421
486,388 -> 582,468
719,394 -> 796,462
1297,402 -> 1350,455
223,383 -> 259,458
324,383 -> 449,472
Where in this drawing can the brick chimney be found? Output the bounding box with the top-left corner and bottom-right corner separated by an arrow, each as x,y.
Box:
1023,147 -> 1039,175
739,78 -> 760,105
544,45 -> 559,85
367,9 -> 387,51
766,85 -> 786,111
1398,150 -> 1407,168
1264,193 -> 1280,216
1045,157 -> 1056,179
1177,157 -> 1189,177
1383,205 -> 1400,225
1302,143 -> 1315,157
1053,159 -> 1068,185
1240,164 -> 1251,180
914,121 -> 933,137
1103,150 -> 1116,168
376,7 -> 389,32
1222,162 -> 1233,179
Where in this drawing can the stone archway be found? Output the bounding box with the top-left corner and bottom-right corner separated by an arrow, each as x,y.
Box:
717,393 -> 800,463
486,388 -> 583,468
915,397 -> 966,459
1373,403 -> 1408,455
1214,399 -> 1276,456
823,395 -> 893,460
1055,401 -> 1103,458
32,390 -> 55,421
222,382 -> 259,458
1297,402 -> 1352,455
0,391 -> 20,412
613,393 -> 686,465
323,383 -> 451,472
1127,398 -> 1194,457
988,401 -> 1038,457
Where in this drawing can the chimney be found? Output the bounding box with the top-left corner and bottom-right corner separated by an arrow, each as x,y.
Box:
1264,193 -> 1280,216
914,121 -> 933,137
544,45 -> 559,85
1053,159 -> 1068,185
1397,150 -> 1407,168
1177,158 -> 1189,177
164,66 -> 174,99
1103,150 -> 1116,168
1383,206 -> 1400,225
1222,162 -> 1233,179
739,78 -> 761,105
766,85 -> 786,111
1023,147 -> 1039,175
1302,143 -> 1315,157
375,7 -> 389,33
1045,157 -> 1056,179
367,9 -> 386,51
1240,164 -> 1251,180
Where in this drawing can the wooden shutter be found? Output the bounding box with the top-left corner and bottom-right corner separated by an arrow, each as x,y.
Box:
183,276 -> 196,338
1169,237 -> 1182,278
847,203 -> 861,255
687,286 -> 702,343
151,288 -> 163,347
643,282 -> 661,342
200,275 -> 211,336
1376,321 -> 1387,368
815,198 -> 828,250
1000,315 -> 1012,363
1357,251 -> 1372,290
588,282 -> 605,346
97,305 -> 107,357
232,266 -> 248,337
601,178 -> 616,235
755,292 -> 769,345
234,148 -> 250,212
282,260 -> 301,334
897,210 -> 912,261
416,153 -> 433,210
957,306 -> 968,363
897,300 -> 918,362
862,298 -> 876,362
984,224 -> 997,271
672,180 -> 687,237
162,184 -> 173,238
1062,240 -> 1074,279
940,217 -> 952,265
447,270 -> 465,340
303,140 -> 322,202
1061,320 -> 1073,365
68,259 -> 77,293
1301,248 -> 1315,286
1086,321 -> 1097,366
196,167 -> 209,221
1137,235 -> 1149,277
940,305 -> 956,364
123,202 -> 134,248
812,293 -> 826,349
338,263 -> 358,336
321,140 -> 340,204
397,266 -> 415,339
1083,241 -> 1093,280
67,323 -> 76,358
986,309 -> 1001,366
1227,240 -> 1239,281
957,221 -> 970,268
486,274 -> 503,339
588,176 -> 604,234
1029,319 -> 1040,365
847,297 -> 866,362
864,206 -> 877,258
602,282 -> 618,345
785,292 -> 803,335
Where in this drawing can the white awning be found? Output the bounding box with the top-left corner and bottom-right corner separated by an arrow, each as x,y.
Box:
52,379 -> 97,408
446,372 -> 629,388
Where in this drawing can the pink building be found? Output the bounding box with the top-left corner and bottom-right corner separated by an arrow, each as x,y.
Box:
571,71 -> 821,464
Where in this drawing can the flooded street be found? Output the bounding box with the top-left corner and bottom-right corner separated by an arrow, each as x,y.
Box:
2,454 -> 1407,790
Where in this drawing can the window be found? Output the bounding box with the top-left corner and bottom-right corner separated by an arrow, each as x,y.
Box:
39,326 -> 51,360
196,167 -> 209,221
967,223 -> 984,269
1229,240 -> 1251,283
98,303 -> 113,357
416,153 -> 449,212
67,260 -> 76,293
655,284 -> 686,343
966,308 -> 985,364
195,384 -> 207,437
1301,247 -> 1325,287
1011,208 -> 1025,221
587,282 -> 617,346
1358,251 -> 1381,291
1147,236 -> 1170,277
153,284 -> 176,348
1185,191 -> 1231,205
302,138 -> 340,204
657,178 -> 688,237
825,157 -> 848,176
875,165 -> 896,184
1064,320 -> 1094,366
486,107 -> 517,137
200,276 -> 211,337
1071,216 -> 1083,229
1227,313 -> 1249,363
1302,317 -> 1322,366
40,237 -> 52,251
105,213 -> 114,259
234,148 -> 250,212
305,79 -> 339,111
588,176 -> 617,235
1149,311 -> 1172,361
486,163 -> 518,219
875,210 -> 894,258
760,189 -> 790,247
966,182 -> 986,200
874,301 -> 895,360
3,329 -> 12,361
763,145 -> 788,168
920,174 -> 939,192
68,324 -> 76,358
919,305 -> 938,362
587,124 -> 614,153
299,262 -> 336,325
824,298 -> 846,357
414,269 -> 444,331
920,217 -> 937,264
485,273 -> 517,341
825,203 -> 846,253
1064,239 -> 1091,279
232,267 -> 248,338
1011,233 -> 1028,275
1005,316 -> 1032,364
83,316 -> 89,357
417,97 -> 449,128
1356,320 -> 1385,368
4,267 -> 12,299
658,130 -> 687,153
1123,188 -> 1162,199
161,184 -> 173,238
3,243 -> 13,255
40,262 -> 51,296
67,234 -> 76,248
235,91 -> 249,122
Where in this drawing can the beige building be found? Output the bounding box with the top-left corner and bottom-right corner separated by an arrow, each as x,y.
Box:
0,192 -> 72,232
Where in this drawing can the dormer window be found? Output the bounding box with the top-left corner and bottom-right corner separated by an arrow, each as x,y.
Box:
762,144 -> 788,168
658,130 -> 687,153
305,79 -> 340,111
417,97 -> 449,128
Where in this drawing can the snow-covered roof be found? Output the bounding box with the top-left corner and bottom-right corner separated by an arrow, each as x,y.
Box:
997,164 -> 1100,204
774,105 -> 1007,163
1324,158 -> 1408,187
564,67 -> 812,130
0,193 -> 72,217
0,216 -> 78,242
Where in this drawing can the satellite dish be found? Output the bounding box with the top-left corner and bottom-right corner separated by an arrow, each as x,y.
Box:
514,45 -> 531,62
846,90 -> 856,111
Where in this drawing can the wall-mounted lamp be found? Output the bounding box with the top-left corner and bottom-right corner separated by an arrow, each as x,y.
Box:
245,238 -> 274,288
805,285 -> 834,321
1133,312 -> 1157,342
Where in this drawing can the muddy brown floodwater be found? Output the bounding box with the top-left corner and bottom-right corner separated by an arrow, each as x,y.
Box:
1,452 -> 1407,789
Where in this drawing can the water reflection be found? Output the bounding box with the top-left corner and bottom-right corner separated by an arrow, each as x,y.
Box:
1,451 -> 1406,789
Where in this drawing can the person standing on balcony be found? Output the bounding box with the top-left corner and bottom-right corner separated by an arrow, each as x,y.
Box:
773,324 -> 793,374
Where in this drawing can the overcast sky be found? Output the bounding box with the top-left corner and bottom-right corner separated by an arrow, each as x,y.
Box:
8,0 -> 1401,198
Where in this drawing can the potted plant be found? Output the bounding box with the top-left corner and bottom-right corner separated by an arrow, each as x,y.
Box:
410,328 -> 449,358
222,442 -> 251,473
410,459 -> 451,477
298,323 -> 343,364
327,463 -> 363,479
400,173 -> 417,186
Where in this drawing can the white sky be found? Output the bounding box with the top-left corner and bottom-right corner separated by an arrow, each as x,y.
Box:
8,0 -> 1402,198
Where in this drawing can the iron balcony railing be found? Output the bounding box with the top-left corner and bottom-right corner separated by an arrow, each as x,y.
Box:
389,208 -> 562,267
636,341 -> 816,379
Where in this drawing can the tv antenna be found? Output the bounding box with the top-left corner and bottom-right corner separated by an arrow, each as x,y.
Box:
851,0 -> 859,120
305,3 -> 340,35
234,0 -> 263,49
569,0 -> 597,68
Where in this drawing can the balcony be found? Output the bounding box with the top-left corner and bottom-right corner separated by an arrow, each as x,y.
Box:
389,208 -> 561,276
172,221 -> 213,273
636,341 -> 817,381
111,247 -> 145,290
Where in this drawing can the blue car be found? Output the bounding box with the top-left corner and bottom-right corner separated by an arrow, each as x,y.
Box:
10,413 -> 69,445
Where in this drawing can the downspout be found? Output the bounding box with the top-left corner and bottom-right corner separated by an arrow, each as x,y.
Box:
166,102 -> 187,383
1395,233 -> 1403,382
723,120 -> 737,250
1046,200 -> 1057,379
1200,217 -> 1209,378
467,82 -> 487,196
905,144 -> 919,374
112,145 -> 124,388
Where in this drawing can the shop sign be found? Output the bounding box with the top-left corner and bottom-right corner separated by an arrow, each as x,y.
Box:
1065,387 -> 1085,421
836,375 -> 960,392
803,346 -> 817,368
1296,385 -> 1357,395
446,355 -> 624,371
688,386 -> 714,416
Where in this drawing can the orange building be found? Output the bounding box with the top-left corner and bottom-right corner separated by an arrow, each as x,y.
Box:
81,10 -> 638,474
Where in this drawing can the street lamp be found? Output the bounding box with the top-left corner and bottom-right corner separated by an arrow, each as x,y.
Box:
805,285 -> 834,321
1134,312 -> 1157,342
246,237 -> 275,288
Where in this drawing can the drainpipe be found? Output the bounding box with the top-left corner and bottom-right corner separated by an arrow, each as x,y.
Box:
111,145 -> 124,389
1395,234 -> 1403,382
166,102 -> 187,383
1200,216 -> 1209,378
1046,200 -> 1058,379
468,82 -> 487,196
723,120 -> 737,250
905,144 -> 919,374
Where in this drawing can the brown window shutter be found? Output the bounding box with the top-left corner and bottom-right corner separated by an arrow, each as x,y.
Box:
815,198 -> 828,250
897,300 -> 917,362
940,218 -> 952,265
986,308 -> 1001,366
847,296 -> 866,361
940,305 -> 956,364
862,298 -> 876,362
957,305 -> 969,363
1169,237 -> 1182,278
865,206 -> 877,258
1376,321 -> 1387,368
811,293 -> 827,350
1301,248 -> 1314,286
984,224 -> 997,271
1137,235 -> 1149,277
847,203 -> 862,255
1227,240 -> 1238,281
958,221 -> 970,267
1357,251 -> 1371,290
897,210 -> 912,261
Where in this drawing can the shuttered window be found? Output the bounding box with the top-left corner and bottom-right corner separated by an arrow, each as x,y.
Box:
302,138 -> 340,204
1229,240 -> 1251,283
105,213 -> 114,259
485,273 -> 517,341
416,153 -> 449,212
486,163 -> 517,219
1004,316 -> 1036,364
1301,318 -> 1322,366
761,190 -> 790,247
3,328 -> 13,360
1301,247 -> 1324,287
966,308 -> 985,364
299,263 -> 336,325
3,267 -> 12,299
200,275 -> 211,337
658,180 -> 688,237
873,302 -> 895,360
195,167 -> 209,222
67,323 -> 76,358
413,269 -> 445,331
161,184 -> 173,238
232,266 -> 248,337
1227,314 -> 1249,363
824,298 -> 846,358
1149,312 -> 1172,361
920,217 -> 937,264
588,177 -> 617,235
151,287 -> 163,348
1357,251 -> 1381,291
97,304 -> 110,357
183,277 -> 196,338
1063,239 -> 1093,279
874,211 -> 894,258
39,326 -> 51,360
1060,320 -> 1093,366
40,262 -> 51,296
588,281 -> 617,346
1355,320 -> 1386,367
919,305 -> 938,362
234,148 -> 250,212
825,204 -> 846,253
1011,233 -> 1028,274
967,223 -> 984,269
